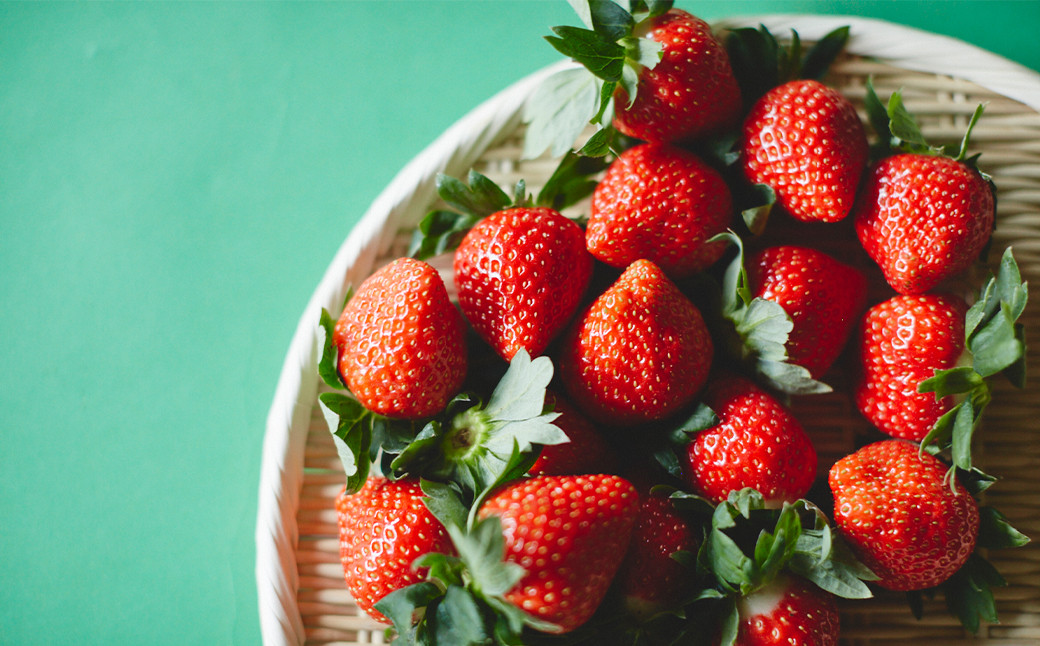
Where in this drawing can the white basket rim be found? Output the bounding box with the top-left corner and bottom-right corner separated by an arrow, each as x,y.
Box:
255,13 -> 1040,645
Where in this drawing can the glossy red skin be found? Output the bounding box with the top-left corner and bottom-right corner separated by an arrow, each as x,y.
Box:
479,474 -> 640,633
529,391 -> 619,477
684,375 -> 816,505
854,153 -> 995,295
613,9 -> 741,143
559,259 -> 714,425
734,575 -> 840,646
336,477 -> 455,623
617,494 -> 699,619
829,440 -> 980,591
334,257 -> 467,419
854,294 -> 967,441
588,143 -> 733,278
748,245 -> 868,378
742,79 -> 868,223
454,207 -> 592,361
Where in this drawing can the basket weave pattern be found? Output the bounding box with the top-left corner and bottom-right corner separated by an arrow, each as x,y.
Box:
261,21 -> 1040,646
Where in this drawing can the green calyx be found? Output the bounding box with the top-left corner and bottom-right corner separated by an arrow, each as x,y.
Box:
710,231 -> 831,396
523,1 -> 672,160
725,24 -> 850,109
918,247 -> 1028,469
865,77 -> 988,166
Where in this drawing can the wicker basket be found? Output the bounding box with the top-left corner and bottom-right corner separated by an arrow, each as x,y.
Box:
256,15 -> 1040,646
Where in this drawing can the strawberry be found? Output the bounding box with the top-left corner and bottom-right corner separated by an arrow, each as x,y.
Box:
747,245 -> 867,379
731,574 -> 840,646
854,83 -> 995,295
741,79 -> 867,224
683,375 -> 816,505
333,257 -> 466,419
616,492 -> 700,620
478,474 -> 641,633
525,3 -> 739,159
454,206 -> 592,360
828,440 -> 979,591
529,390 -> 619,477
611,9 -> 741,144
854,153 -> 995,294
853,293 -> 968,442
560,259 -> 714,425
587,143 -> 733,278
335,477 -> 455,623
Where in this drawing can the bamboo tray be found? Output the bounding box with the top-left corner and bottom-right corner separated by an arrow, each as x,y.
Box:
256,15 -> 1040,646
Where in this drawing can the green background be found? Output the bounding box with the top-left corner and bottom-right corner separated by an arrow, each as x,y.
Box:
2,1 -> 1037,643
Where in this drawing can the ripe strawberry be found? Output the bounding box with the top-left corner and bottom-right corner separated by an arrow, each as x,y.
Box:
731,574 -> 840,646
829,440 -> 980,591
741,79 -> 868,223
612,9 -> 741,143
616,493 -> 700,620
854,294 -> 967,441
684,374 -> 816,505
854,153 -> 995,294
587,143 -> 733,278
559,259 -> 714,425
478,474 -> 640,633
335,477 -> 455,623
454,206 -> 592,360
529,390 -> 619,477
333,257 -> 466,419
747,245 -> 867,379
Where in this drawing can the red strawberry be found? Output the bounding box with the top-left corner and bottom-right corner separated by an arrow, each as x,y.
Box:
587,143 -> 733,278
854,294 -> 968,441
741,79 -> 868,223
731,574 -> 840,646
612,9 -> 741,144
684,374 -> 816,505
478,474 -> 640,633
829,440 -> 980,591
454,206 -> 592,360
854,153 -> 995,295
559,259 -> 714,425
747,245 -> 868,379
529,391 -> 619,477
333,257 -> 466,419
616,493 -> 700,620
335,477 -> 455,623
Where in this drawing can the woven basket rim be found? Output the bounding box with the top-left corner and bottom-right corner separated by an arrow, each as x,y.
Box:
255,13 -> 1040,646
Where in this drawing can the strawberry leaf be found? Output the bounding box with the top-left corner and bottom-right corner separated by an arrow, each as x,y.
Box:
537,150 -> 610,211
588,0 -> 634,41
449,517 -> 526,597
547,26 -> 627,82
433,586 -> 493,644
319,391 -> 373,494
740,184 -> 776,236
421,479 -> 469,531
374,581 -> 444,646
317,307 -> 347,390
800,26 -> 849,81
409,210 -> 480,260
941,553 -> 1005,634
977,506 -> 1031,550
523,67 -> 601,160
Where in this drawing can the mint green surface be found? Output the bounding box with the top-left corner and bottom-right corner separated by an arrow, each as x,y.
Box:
1,1 -> 1036,643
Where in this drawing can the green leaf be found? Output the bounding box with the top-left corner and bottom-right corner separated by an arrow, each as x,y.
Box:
523,67 -> 600,159
800,26 -> 849,80
450,517 -> 526,597
977,506 -> 1031,550
942,554 -> 1005,633
432,585 -> 493,645
319,392 -> 373,493
486,349 -> 556,422
589,0 -> 634,41
971,307 -> 1024,378
421,479 -> 470,531
740,184 -> 776,236
318,307 -> 347,390
409,209 -> 480,260
950,398 -> 979,472
546,26 -> 626,81
374,581 -> 444,646
886,89 -> 941,155
918,403 -> 961,453
566,0 -> 595,29
951,102 -> 986,161
864,78 -> 893,154
918,366 -> 985,398
717,600 -> 740,646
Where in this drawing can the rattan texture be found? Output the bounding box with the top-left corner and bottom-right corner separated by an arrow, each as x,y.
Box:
257,15 -> 1040,646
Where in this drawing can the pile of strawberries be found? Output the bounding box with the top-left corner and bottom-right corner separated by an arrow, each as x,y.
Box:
318,2 -> 1029,645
